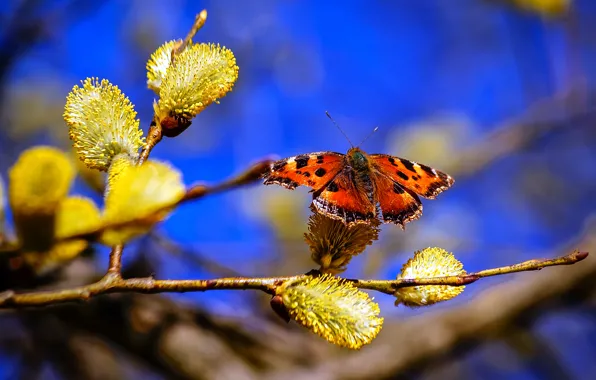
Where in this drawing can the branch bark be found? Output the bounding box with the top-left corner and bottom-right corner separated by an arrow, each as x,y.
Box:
0,250 -> 586,309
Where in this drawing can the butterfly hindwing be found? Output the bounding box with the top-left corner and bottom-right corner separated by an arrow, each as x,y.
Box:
263,152 -> 344,191
312,167 -> 377,225
373,172 -> 422,228
369,154 -> 454,199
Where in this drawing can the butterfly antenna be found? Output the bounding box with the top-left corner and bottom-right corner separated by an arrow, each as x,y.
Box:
357,126 -> 379,147
325,111 -> 354,148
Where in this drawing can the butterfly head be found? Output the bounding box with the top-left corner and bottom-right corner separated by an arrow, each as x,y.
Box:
347,147 -> 370,171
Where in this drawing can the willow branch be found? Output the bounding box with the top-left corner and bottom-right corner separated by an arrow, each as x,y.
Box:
54,158 -> 274,245
106,245 -> 123,276
0,250 -> 587,309
284,222 -> 596,380
171,10 -> 208,58
137,120 -> 162,165
149,231 -> 243,277
181,158 -> 274,202
353,250 -> 588,294
112,13 -> 210,273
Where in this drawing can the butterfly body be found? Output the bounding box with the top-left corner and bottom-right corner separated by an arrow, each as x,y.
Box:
263,147 -> 454,228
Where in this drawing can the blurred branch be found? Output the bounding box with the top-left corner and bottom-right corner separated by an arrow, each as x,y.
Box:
62,333 -> 124,380
0,250 -> 587,309
35,292 -> 327,380
19,313 -> 124,380
150,231 -> 243,277
445,88 -> 596,177
0,0 -> 102,99
503,326 -> 573,380
278,218 -> 596,380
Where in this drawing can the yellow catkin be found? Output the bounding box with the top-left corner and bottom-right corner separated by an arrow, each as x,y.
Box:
146,39 -> 181,94
278,274 -> 383,349
394,247 -> 466,307
64,78 -> 145,171
23,196 -> 103,275
157,43 -> 239,121
8,146 -> 74,251
105,153 -> 136,197
100,160 -> 185,245
72,147 -> 106,194
54,196 -> 102,240
509,0 -> 570,17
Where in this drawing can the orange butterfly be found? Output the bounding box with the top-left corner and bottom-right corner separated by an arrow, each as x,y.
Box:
262,114 -> 455,228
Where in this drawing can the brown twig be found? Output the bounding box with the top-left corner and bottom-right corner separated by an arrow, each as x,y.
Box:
0,250 -> 587,309
106,245 -> 123,276
53,158 -> 274,245
171,10 -> 208,58
352,250 -> 587,294
137,120 -> 162,165
181,158 -> 275,202
114,11 -> 211,276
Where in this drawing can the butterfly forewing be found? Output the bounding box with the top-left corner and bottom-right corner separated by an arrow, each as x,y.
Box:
263,152 -> 344,191
369,154 -> 454,199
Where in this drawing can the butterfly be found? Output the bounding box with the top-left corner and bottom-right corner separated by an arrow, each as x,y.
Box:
262,115 -> 455,228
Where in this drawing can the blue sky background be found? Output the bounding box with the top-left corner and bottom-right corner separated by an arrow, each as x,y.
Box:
2,0 -> 596,378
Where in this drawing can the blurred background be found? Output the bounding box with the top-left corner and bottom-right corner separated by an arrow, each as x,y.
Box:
1,0 -> 596,379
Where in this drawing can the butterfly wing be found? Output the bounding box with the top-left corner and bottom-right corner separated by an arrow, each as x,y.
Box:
369,154 -> 454,199
312,167 -> 377,225
263,152 -> 345,191
373,172 -> 422,228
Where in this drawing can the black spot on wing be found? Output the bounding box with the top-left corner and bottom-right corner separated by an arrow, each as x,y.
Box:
316,155 -> 325,164
396,171 -> 409,181
326,181 -> 339,192
400,159 -> 416,173
272,160 -> 287,172
419,164 -> 436,177
314,168 -> 326,177
294,155 -> 309,169
422,173 -> 454,198
388,157 -> 398,166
